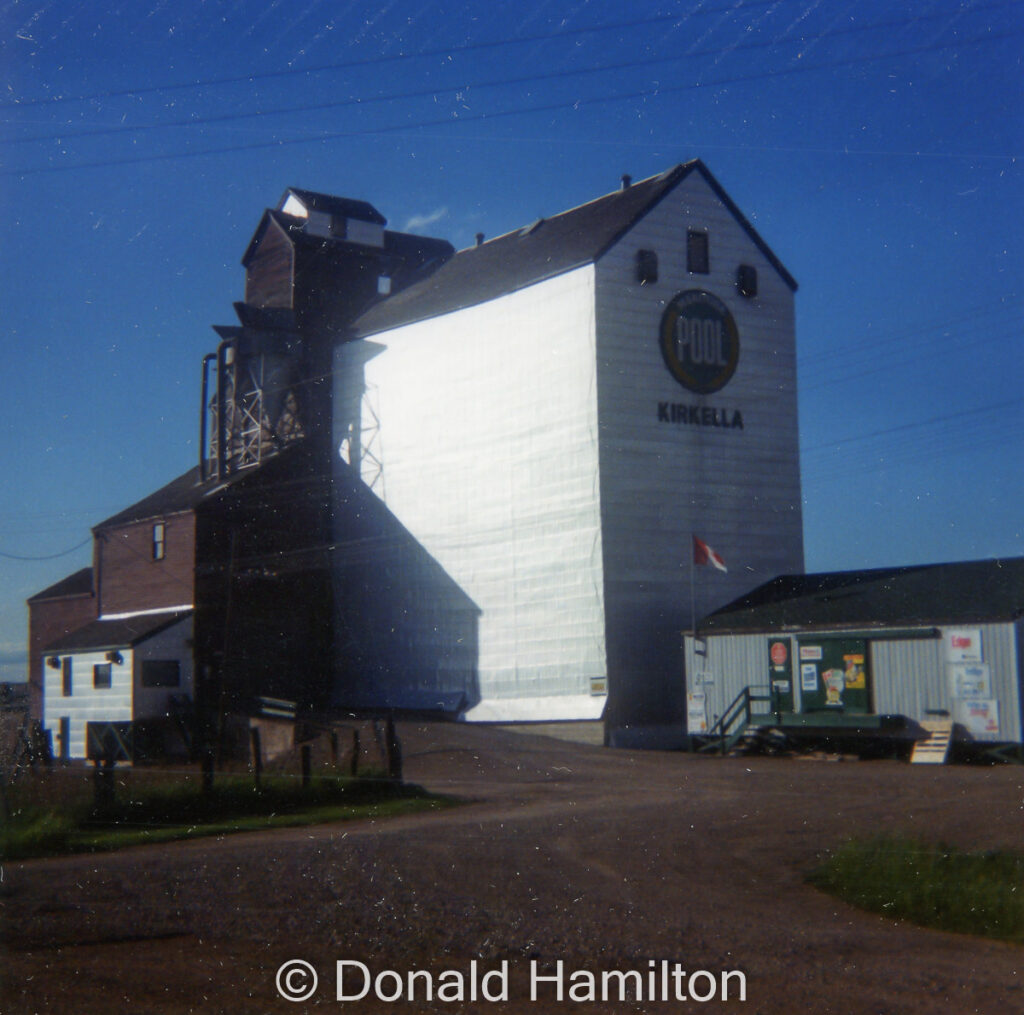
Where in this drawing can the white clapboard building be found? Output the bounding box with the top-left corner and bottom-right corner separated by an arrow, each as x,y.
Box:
333,161 -> 804,746
42,611 -> 193,760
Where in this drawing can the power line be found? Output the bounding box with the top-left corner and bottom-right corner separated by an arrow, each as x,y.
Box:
0,537 -> 92,561
0,5 -> 757,109
5,5 -> 1002,147
4,25 -> 1020,179
801,397 -> 1021,454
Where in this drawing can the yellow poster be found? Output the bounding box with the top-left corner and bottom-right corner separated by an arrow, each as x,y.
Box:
843,654 -> 866,689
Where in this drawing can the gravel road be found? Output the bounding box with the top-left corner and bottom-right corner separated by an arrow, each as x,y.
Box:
2,721 -> 1022,1014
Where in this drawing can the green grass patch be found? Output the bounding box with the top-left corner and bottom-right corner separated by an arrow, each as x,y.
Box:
1,774 -> 455,861
809,835 -> 1024,944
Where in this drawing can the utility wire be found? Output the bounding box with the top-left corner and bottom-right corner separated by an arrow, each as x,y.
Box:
3,25 -> 1020,178
0,536 -> 92,561
4,5 -> 1003,146
0,4 -> 767,109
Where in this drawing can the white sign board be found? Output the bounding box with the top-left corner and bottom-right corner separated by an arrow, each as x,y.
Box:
948,662 -> 990,699
944,628 -> 982,663
800,663 -> 819,692
687,692 -> 708,734
955,698 -> 1000,739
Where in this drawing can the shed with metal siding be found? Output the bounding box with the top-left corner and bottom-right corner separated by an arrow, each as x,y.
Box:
687,558 -> 1024,748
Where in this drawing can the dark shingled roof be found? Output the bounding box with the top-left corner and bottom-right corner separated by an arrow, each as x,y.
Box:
702,557 -> 1024,634
352,159 -> 796,338
280,187 -> 387,225
93,467 -> 209,531
44,610 -> 191,654
27,567 -> 94,603
242,208 -> 454,272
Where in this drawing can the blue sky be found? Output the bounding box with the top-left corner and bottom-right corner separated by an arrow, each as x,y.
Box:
1,0 -> 1021,682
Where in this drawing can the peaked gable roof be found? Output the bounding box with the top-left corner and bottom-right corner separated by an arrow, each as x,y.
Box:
702,557 -> 1024,634
280,187 -> 387,225
28,567 -> 94,604
44,609 -> 192,654
93,466 -> 209,531
352,159 -> 796,338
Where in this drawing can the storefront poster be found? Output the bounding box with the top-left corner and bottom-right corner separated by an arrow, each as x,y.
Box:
945,628 -> 982,663
821,668 -> 845,706
687,692 -> 708,734
948,662 -> 990,698
800,662 -> 818,692
843,653 -> 866,690
954,698 -> 1000,738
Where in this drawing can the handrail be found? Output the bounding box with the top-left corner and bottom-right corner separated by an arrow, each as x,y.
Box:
700,684 -> 774,755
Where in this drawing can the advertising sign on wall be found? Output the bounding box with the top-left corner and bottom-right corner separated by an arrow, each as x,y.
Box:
687,692 -> 708,734
948,662 -> 990,698
944,628 -> 982,663
800,663 -> 818,693
954,698 -> 1000,738
659,290 -> 739,394
797,638 -> 870,714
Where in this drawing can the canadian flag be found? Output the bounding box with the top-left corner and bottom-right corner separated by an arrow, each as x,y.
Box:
693,535 -> 727,572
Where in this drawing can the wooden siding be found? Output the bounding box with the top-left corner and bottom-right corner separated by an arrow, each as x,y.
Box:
193,448 -> 335,718
27,592 -> 96,722
245,219 -> 294,309
43,648 -> 133,759
97,513 -> 195,617
39,617 -> 193,759
133,617 -> 194,719
595,171 -> 803,736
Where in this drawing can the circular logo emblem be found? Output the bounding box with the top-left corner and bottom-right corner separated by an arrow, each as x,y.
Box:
770,641 -> 788,666
659,290 -> 739,393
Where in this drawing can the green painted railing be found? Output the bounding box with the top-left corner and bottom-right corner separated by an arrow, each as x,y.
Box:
697,684 -> 774,755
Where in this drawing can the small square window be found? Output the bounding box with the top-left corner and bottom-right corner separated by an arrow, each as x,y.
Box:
142,660 -> 181,688
152,522 -> 166,560
687,230 -> 709,274
93,663 -> 112,689
62,657 -> 73,696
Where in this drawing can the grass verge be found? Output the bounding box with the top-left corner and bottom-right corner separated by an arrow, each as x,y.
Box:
2,775 -> 455,861
809,835 -> 1024,944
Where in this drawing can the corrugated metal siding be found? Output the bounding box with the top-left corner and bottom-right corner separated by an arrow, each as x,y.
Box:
1015,620 -> 1024,745
869,636 -> 944,719
694,624 -> 1022,744
686,633 -> 773,725
872,625 -> 1020,741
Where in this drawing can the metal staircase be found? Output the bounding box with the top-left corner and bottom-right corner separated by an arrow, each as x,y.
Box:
694,684 -> 776,755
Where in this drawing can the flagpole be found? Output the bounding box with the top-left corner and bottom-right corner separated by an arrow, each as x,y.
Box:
689,533 -> 696,641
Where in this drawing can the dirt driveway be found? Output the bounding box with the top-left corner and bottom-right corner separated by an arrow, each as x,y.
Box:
2,722 -> 1022,1014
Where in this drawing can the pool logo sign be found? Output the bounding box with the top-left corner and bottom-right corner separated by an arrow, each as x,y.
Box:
659,290 -> 739,394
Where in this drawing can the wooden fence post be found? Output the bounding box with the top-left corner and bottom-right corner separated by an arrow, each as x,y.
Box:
250,727 -> 262,789
385,715 -> 403,783
201,750 -> 215,795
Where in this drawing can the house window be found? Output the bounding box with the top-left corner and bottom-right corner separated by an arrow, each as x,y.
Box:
687,230 -> 709,274
62,657 -> 73,696
141,660 -> 180,688
636,249 -> 658,285
93,663 -> 112,689
152,522 -> 166,560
